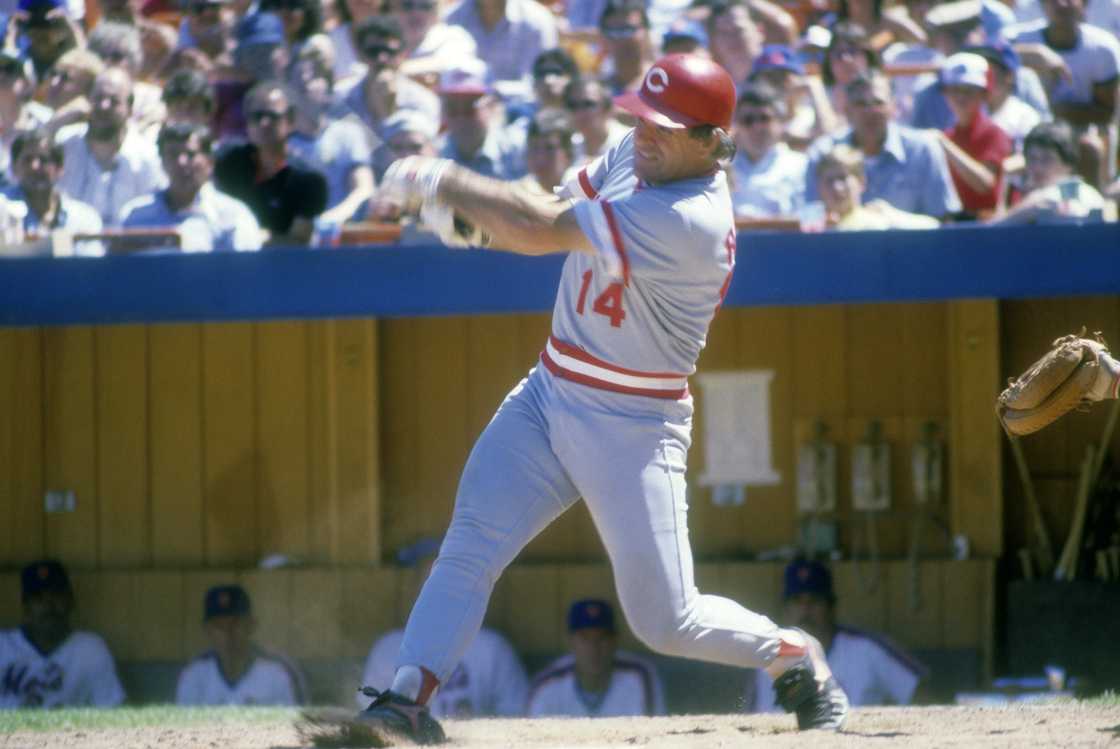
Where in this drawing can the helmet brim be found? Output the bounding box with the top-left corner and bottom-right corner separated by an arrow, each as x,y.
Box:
613,90 -> 703,129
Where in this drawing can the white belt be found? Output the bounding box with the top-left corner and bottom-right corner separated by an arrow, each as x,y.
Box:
540,336 -> 689,399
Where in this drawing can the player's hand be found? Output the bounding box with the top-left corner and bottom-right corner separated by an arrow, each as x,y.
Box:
419,199 -> 489,248
376,156 -> 452,215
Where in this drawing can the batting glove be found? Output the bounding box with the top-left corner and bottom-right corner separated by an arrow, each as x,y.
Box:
419,199 -> 489,249
379,156 -> 453,214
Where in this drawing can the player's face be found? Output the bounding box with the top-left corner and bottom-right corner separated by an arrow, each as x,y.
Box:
632,118 -> 717,185
23,590 -> 74,641
205,615 -> 255,658
569,628 -> 616,683
783,593 -> 834,642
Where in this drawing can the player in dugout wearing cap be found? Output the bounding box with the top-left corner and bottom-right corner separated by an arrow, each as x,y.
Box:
527,599 -> 664,718
745,560 -> 927,711
346,53 -> 851,744
176,584 -> 307,705
0,560 -> 125,708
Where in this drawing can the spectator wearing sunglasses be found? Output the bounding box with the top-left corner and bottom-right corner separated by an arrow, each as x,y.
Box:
508,48 -> 580,126
333,14 -> 438,177
562,77 -> 628,166
598,0 -> 655,95
386,0 -> 478,84
729,81 -> 807,219
444,0 -> 558,107
214,81 -> 328,246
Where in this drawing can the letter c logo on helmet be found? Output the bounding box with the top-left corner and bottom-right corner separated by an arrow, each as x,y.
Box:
645,67 -> 669,93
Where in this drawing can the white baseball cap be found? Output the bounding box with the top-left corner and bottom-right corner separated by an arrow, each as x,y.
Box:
940,52 -> 989,89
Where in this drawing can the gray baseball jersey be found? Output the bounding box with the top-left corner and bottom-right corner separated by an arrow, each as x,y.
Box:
546,130 -> 737,396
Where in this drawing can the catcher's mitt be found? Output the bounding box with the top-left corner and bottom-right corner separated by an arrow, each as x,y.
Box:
997,331 -> 1110,436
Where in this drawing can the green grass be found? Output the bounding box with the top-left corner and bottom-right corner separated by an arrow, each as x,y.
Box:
1083,690 -> 1119,706
0,705 -> 299,733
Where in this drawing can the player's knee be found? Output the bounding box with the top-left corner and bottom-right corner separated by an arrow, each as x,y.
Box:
628,612 -> 693,656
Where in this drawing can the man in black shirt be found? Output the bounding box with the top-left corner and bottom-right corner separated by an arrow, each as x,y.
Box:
213,81 -> 328,246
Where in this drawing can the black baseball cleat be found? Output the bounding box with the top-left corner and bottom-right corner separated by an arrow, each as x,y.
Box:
772,629 -> 850,731
355,687 -> 446,745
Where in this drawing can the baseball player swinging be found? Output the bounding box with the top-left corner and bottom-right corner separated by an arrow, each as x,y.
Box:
356,54 -> 850,743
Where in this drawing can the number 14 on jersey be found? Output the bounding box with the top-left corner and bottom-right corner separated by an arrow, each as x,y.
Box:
575,270 -> 625,328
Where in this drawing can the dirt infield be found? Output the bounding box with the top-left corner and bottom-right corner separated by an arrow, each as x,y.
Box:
3,704 -> 1118,749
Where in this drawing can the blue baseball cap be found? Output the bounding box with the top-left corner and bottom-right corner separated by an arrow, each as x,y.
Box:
21,559 -> 71,601
752,45 -> 804,76
784,559 -> 834,603
204,584 -> 252,621
662,18 -> 708,50
568,598 -> 615,633
236,12 -> 285,48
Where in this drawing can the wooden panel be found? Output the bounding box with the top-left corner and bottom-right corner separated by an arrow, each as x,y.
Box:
847,304 -> 906,417
948,301 -> 1002,557
290,569 -> 342,658
149,324 -> 205,566
307,322 -> 337,564
465,315 -> 523,438
339,567 -> 400,658
791,305 -> 846,418
832,560 -> 888,633
42,327 -> 99,566
96,326 -> 150,566
0,573 -> 21,627
885,560 -> 942,649
255,321 -> 311,559
332,319 -> 379,564
239,569 -> 291,656
900,303 -> 949,419
132,571 -> 185,660
202,323 -> 257,565
717,562 -> 784,621
86,572 -> 138,660
381,319 -> 419,562
0,329 -> 44,564
497,565 -> 563,655
409,317 -> 468,548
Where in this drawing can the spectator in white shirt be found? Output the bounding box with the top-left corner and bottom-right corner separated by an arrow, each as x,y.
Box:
177,585 -> 306,706
55,67 -> 166,225
745,560 -> 926,711
119,122 -> 262,251
527,599 -> 665,718
729,81 -> 806,218
563,77 -> 630,166
86,21 -> 167,137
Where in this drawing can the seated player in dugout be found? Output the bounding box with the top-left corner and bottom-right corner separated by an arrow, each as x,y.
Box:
0,560 -> 125,708
744,560 -> 927,711
176,584 -> 307,706
527,599 -> 665,718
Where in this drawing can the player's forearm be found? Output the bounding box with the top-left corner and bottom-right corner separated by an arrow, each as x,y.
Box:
436,165 -> 577,255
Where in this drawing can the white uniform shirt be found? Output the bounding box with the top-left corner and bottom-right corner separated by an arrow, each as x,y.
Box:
730,143 -> 807,219
0,628 -> 125,708
360,628 -> 529,718
1012,0 -> 1120,40
56,124 -> 167,227
118,183 -> 263,252
747,627 -> 925,710
527,651 -> 665,718
175,649 -> 305,706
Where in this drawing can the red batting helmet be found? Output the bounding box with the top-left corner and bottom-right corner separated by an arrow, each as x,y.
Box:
614,54 -> 736,131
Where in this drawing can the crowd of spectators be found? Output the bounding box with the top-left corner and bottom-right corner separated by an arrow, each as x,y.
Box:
0,0 -> 1117,253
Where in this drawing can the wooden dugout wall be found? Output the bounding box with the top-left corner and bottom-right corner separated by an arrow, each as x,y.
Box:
6,295 -> 1114,691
